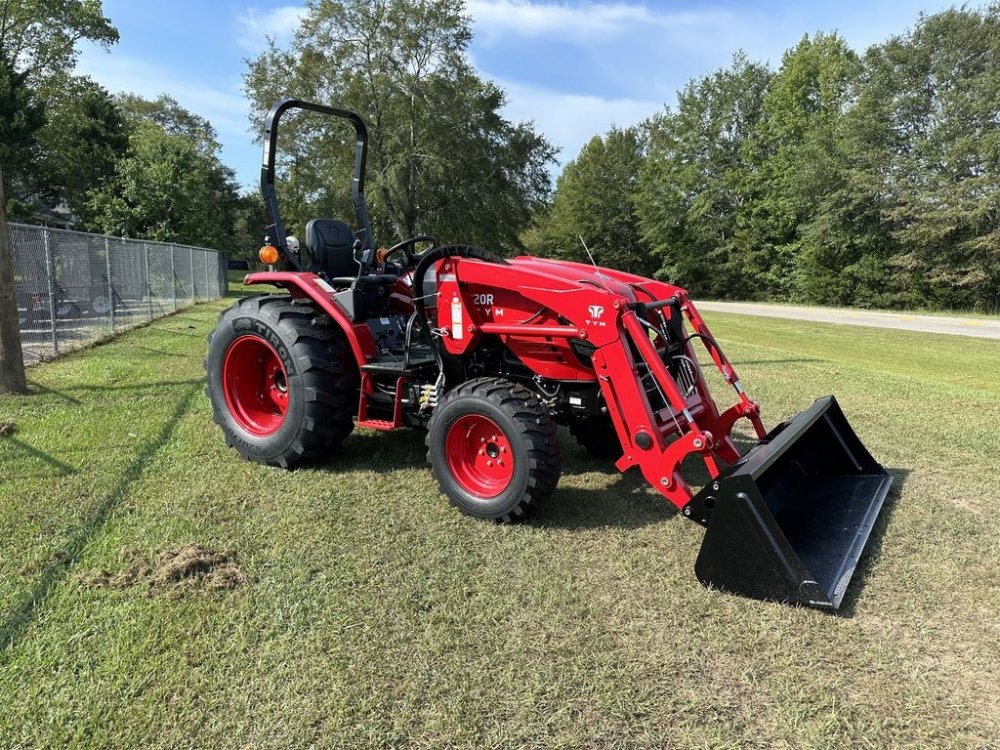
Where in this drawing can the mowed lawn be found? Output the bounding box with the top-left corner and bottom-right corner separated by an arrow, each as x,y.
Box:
1,298 -> 998,749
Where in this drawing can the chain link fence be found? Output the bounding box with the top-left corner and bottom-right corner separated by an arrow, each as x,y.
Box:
7,223 -> 226,365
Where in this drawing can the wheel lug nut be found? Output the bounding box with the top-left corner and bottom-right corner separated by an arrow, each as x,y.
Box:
479,449 -> 485,456
487,460 -> 493,467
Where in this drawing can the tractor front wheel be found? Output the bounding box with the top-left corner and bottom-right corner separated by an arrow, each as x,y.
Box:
205,295 -> 357,468
427,378 -> 562,522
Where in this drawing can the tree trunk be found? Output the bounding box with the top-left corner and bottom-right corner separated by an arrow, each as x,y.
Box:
0,167 -> 27,395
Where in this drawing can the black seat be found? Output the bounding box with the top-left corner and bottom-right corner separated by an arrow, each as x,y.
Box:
305,218 -> 357,281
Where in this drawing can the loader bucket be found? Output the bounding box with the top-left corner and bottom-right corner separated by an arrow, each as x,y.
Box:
690,396 -> 892,611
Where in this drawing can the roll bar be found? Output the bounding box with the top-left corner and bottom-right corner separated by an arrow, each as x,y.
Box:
259,98 -> 374,269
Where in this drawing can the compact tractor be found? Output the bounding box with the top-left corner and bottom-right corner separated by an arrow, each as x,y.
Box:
206,100 -> 893,611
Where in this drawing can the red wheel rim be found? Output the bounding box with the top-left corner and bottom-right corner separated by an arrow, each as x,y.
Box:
221,335 -> 289,436
444,414 -> 515,499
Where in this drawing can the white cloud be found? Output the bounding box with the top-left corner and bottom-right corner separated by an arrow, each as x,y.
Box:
467,0 -> 732,42
237,5 -> 306,52
77,50 -> 249,136
498,78 -> 658,167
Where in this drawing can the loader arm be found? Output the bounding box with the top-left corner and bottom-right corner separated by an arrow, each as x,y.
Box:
436,257 -> 766,510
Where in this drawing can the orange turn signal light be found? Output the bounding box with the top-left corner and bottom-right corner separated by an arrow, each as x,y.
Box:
259,245 -> 280,265
375,247 -> 391,263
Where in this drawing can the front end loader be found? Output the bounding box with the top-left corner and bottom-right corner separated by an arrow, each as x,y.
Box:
205,99 -> 893,611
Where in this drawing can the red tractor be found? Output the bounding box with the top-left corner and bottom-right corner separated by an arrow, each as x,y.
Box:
206,100 -> 893,611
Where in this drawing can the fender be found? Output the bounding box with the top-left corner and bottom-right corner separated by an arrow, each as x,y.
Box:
243,271 -> 376,366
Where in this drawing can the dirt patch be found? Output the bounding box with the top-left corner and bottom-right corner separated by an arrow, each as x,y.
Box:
85,545 -> 245,592
0,421 -> 15,437
151,545 -> 246,589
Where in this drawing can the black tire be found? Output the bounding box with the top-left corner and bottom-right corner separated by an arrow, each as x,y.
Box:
569,415 -> 623,460
426,377 -> 562,523
57,301 -> 80,319
205,294 -> 358,468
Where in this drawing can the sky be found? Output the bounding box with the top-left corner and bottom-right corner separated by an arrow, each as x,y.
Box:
77,0 -> 976,191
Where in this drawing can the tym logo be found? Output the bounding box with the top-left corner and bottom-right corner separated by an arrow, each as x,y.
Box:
585,305 -> 607,327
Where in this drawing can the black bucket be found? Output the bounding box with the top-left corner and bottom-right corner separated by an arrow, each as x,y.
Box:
686,396 -> 892,611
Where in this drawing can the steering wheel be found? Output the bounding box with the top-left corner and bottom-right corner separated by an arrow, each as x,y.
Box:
379,234 -> 438,269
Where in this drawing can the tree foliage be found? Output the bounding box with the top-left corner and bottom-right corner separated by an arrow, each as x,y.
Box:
0,0 -> 117,80
538,6 -> 1000,311
528,127 -> 652,274
88,97 -> 242,250
0,52 -> 45,214
635,54 -> 770,299
244,0 -> 555,250
35,75 -> 127,222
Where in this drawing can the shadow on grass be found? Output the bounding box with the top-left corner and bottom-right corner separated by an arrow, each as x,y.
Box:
0,384 -> 200,656
730,357 -> 825,366
131,345 -> 202,360
837,467 -> 910,618
26,379 -> 82,405
54,377 -> 205,395
146,326 -> 206,338
534,469 -> 676,531
321,428 -> 428,472
1,438 -> 77,478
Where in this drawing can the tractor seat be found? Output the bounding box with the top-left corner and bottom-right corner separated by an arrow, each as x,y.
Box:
304,218 -> 398,288
305,218 -> 358,281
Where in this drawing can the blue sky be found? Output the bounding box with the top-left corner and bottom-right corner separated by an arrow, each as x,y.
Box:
77,0 -> 976,191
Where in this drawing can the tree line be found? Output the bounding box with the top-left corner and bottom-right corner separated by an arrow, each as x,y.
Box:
532,6 -> 1000,312
3,2 -> 998,312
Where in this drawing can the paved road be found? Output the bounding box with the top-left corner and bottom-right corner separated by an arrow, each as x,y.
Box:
697,301 -> 1000,340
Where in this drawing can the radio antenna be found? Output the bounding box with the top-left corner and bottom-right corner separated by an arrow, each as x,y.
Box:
579,235 -> 613,293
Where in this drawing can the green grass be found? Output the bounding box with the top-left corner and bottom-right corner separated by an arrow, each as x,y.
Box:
1,301 -> 998,749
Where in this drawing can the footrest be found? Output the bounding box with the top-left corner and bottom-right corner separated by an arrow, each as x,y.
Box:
361,358 -> 437,376
358,418 -> 397,431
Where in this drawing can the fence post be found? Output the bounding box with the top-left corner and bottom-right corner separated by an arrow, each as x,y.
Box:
204,250 -> 211,299
143,241 -> 152,321
42,228 -> 59,356
170,245 -> 177,311
189,246 -> 195,301
105,236 -> 115,331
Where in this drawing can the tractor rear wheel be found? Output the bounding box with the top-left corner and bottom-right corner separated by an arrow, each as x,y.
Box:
427,377 -> 562,522
205,294 -> 357,468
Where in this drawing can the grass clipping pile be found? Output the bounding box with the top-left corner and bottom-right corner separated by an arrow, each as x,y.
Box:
86,545 -> 246,593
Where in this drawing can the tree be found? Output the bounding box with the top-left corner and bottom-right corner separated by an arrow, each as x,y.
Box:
0,53 -> 45,214
0,166 -> 27,394
244,0 -> 555,251
636,53 -> 771,298
117,93 -> 220,156
745,33 -> 864,302
230,192 -> 269,261
35,75 -> 128,225
88,120 -> 236,249
88,96 -> 243,251
0,0 -> 117,80
867,8 -> 1000,311
530,127 -> 653,274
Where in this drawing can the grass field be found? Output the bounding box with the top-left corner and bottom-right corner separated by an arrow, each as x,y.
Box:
1,297 -> 998,749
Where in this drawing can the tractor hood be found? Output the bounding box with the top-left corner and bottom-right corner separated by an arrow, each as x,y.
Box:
506,256 -> 675,304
